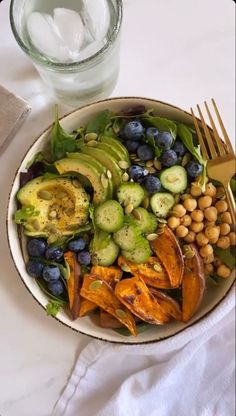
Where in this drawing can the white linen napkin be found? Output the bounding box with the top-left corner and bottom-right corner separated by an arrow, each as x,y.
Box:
52,285 -> 235,416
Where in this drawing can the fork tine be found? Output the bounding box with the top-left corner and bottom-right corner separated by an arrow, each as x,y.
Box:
204,101 -> 226,156
197,104 -> 218,158
190,108 -> 209,159
211,98 -> 234,154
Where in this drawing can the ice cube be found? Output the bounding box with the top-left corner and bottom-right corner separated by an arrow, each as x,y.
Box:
53,8 -> 84,59
82,0 -> 110,41
79,40 -> 104,60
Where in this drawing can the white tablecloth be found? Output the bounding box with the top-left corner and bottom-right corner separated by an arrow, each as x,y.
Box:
0,0 -> 235,415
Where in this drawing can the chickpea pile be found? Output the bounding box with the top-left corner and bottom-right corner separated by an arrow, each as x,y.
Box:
167,179 -> 236,279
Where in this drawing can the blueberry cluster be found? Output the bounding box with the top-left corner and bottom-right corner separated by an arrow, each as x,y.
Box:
26,237 -> 90,296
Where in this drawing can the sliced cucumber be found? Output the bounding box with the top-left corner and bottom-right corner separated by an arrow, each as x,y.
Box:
150,192 -> 175,218
94,200 -> 124,233
113,224 -> 142,251
117,183 -> 145,208
122,239 -> 152,264
91,239 -> 119,266
132,207 -> 158,234
160,166 -> 187,193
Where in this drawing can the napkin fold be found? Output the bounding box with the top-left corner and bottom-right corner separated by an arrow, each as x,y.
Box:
52,286 -> 235,416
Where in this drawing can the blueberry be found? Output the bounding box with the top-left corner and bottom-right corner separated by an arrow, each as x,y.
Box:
45,246 -> 63,261
172,140 -> 186,157
125,140 -> 140,153
141,175 -> 161,193
27,239 -> 47,257
48,281 -> 64,296
186,160 -> 203,177
128,165 -> 148,182
26,260 -> 44,278
137,144 -> 154,161
123,121 -> 144,140
161,150 -> 178,167
146,127 -> 159,141
68,238 -> 86,252
42,265 -> 60,282
156,132 -> 173,150
77,251 -> 91,266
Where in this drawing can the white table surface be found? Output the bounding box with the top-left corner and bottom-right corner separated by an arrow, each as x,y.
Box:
0,0 -> 235,415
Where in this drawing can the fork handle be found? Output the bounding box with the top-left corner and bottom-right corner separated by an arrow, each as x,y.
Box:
222,181 -> 236,227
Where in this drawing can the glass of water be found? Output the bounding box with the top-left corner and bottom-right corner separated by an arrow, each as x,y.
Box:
10,0 -> 123,107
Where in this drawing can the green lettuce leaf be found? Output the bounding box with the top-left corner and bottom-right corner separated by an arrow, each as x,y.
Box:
46,300 -> 65,317
14,205 -> 39,225
86,110 -> 113,135
143,114 -> 178,139
213,247 -> 236,270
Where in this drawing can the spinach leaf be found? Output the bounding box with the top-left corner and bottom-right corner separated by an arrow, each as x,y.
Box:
213,247 -> 236,269
46,300 -> 65,317
143,114 -> 178,139
37,278 -> 67,303
26,152 -> 45,169
86,110 -> 113,135
49,106 -> 78,162
14,205 -> 39,225
206,274 -> 220,286
147,135 -> 162,158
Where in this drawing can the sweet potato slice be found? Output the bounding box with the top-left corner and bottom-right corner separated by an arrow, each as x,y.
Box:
64,251 -> 81,320
151,226 -> 184,287
182,244 -> 205,322
80,274 -> 137,336
100,310 -> 124,329
115,276 -> 170,325
91,265 -> 122,288
149,288 -> 182,321
79,299 -> 97,317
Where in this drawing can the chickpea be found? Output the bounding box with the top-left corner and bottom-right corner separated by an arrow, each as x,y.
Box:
181,214 -> 192,227
204,206 -> 218,222
183,198 -> 198,212
196,175 -> 209,184
190,183 -> 202,197
198,196 -> 212,210
199,244 -> 214,258
167,216 -> 181,230
175,225 -> 189,238
204,221 -> 216,228
184,231 -> 196,243
219,223 -> 231,236
217,265 -> 231,279
196,232 -> 209,246
191,209 -> 204,223
204,263 -> 214,275
203,182 -> 217,197
215,200 -> 228,213
205,226 -> 220,242
172,204 -> 186,218
203,254 -> 215,264
219,212 -> 232,224
181,193 -> 192,201
190,221 -> 204,233
229,232 -> 236,246
217,236 -> 230,249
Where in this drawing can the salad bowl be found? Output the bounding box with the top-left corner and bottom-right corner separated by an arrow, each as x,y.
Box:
7,97 -> 235,344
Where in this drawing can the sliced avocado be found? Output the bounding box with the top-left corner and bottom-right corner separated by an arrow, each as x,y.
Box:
82,146 -> 123,188
17,177 -> 89,237
55,158 -> 110,204
100,136 -> 130,164
96,143 -> 122,162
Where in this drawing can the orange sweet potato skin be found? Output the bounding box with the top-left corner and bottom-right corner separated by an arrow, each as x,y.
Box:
115,276 -> 170,325
79,299 -> 97,317
182,244 -> 205,322
151,226 -> 184,288
90,265 -> 122,288
80,274 -> 137,336
149,288 -> 182,321
64,251 -> 81,320
100,310 -> 124,329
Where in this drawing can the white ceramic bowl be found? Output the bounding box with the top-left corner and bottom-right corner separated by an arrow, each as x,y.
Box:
7,97 -> 235,344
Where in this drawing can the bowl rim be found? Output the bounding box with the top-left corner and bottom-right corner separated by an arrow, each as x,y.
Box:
6,96 -> 236,345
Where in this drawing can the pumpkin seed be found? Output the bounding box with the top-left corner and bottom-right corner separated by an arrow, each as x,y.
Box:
37,190 -> 53,200
183,245 -> 195,259
147,167 -> 156,174
56,192 -> 67,199
32,219 -> 40,231
89,280 -> 103,291
125,203 -> 134,215
182,153 -> 191,167
72,179 -> 81,188
106,169 -> 112,179
157,218 -> 167,224
146,160 -> 154,167
85,132 -> 98,142
154,160 -> 162,170
115,309 -> 127,318
51,204 -> 60,210
122,172 -> 129,182
48,210 -> 57,220
132,209 -> 142,220
65,208 -> 74,216
153,263 -> 163,273
47,234 -> 60,245
87,140 -> 97,147
124,197 -> 131,207
142,197 -> 150,209
118,160 -> 129,170
134,158 -> 141,163
130,154 -> 137,160
101,173 -> 108,189
120,264 -> 131,273
146,233 -> 158,241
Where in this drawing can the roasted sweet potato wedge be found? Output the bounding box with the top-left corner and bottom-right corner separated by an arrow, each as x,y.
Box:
100,310 -> 124,329
79,299 -> 97,317
149,288 -> 182,321
64,251 -> 81,320
182,244 -> 205,322
118,256 -> 172,289
91,265 -> 122,288
80,274 -> 137,336
115,276 -> 170,325
151,226 -> 184,287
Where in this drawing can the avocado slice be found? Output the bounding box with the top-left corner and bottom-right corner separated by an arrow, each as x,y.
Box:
100,136 -> 130,164
96,143 -> 122,162
82,146 -> 123,188
17,177 -> 89,237
55,158 -> 111,204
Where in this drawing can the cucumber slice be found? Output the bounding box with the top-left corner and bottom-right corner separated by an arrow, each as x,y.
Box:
132,207 -> 158,234
117,183 -> 145,208
91,239 -> 119,266
113,224 -> 142,251
160,166 -> 187,193
150,192 -> 175,218
122,239 -> 152,264
94,200 -> 124,233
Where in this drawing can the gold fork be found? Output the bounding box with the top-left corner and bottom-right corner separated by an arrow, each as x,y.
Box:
191,98 -> 236,227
